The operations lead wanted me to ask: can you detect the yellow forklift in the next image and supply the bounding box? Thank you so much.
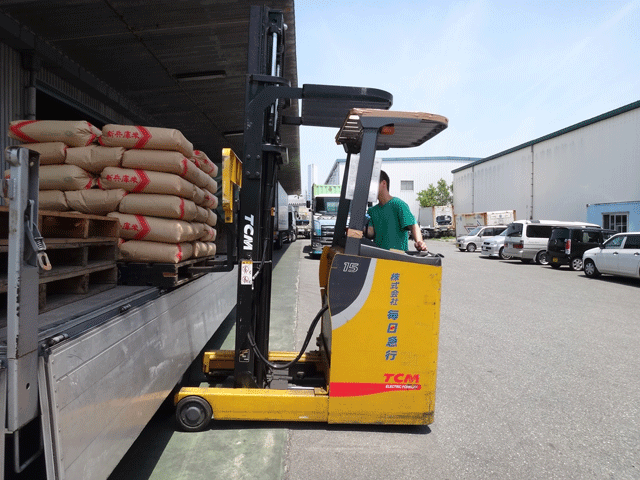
[174,6,448,430]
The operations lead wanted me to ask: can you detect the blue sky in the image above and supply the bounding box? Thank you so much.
[294,0,640,194]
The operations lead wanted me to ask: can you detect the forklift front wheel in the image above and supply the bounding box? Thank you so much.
[176,396,213,432]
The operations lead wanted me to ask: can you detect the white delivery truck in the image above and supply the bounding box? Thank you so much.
[274,182,296,249]
[418,205,455,237]
[310,184,342,256]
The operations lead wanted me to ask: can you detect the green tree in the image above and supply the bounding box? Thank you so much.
[417,178,453,207]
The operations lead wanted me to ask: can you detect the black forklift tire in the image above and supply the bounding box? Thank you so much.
[176,396,213,432]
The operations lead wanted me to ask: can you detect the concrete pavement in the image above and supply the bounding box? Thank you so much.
[110,238,640,479]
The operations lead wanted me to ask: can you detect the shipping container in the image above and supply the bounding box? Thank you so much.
[455,210,516,237]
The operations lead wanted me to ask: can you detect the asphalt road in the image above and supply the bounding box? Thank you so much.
[287,239,640,480]
[111,239,640,480]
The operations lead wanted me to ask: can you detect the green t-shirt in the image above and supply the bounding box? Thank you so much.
[367,197,416,251]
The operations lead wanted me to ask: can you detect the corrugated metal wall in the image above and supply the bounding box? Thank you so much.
[1,41,136,187]
[0,42,24,175]
[454,106,640,222]
[38,67,133,125]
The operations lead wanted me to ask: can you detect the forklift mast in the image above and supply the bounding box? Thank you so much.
[234,6,393,388]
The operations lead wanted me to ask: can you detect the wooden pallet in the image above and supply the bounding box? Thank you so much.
[0,207,119,312]
[118,256,218,289]
[0,207,119,244]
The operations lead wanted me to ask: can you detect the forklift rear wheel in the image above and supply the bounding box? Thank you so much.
[176,396,213,432]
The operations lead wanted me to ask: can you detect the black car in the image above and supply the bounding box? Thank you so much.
[547,227,616,270]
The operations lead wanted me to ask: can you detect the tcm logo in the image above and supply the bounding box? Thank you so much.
[384,373,420,384]
[243,214,254,250]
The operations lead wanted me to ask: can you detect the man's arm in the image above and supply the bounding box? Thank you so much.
[410,224,427,251]
[365,225,375,239]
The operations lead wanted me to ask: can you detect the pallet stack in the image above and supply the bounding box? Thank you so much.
[7,120,219,266]
[0,206,119,312]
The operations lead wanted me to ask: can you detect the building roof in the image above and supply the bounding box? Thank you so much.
[335,156,481,163]
[326,156,479,184]
[452,99,640,174]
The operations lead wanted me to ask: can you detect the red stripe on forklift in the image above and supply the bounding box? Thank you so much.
[330,382,421,397]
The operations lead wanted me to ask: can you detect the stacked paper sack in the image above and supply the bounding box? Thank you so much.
[7,120,219,264]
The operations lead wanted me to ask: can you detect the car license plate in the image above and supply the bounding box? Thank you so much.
[552,257,558,263]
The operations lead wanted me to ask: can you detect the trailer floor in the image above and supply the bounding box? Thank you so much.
[108,241,304,480]
[0,285,157,344]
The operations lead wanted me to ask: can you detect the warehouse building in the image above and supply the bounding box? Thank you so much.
[452,101,640,232]
[326,156,479,222]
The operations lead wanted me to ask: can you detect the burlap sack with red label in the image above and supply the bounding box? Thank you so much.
[192,186,204,206]
[190,222,205,241]
[21,142,67,165]
[99,167,195,199]
[121,150,210,188]
[205,209,217,227]
[9,120,100,147]
[119,240,193,264]
[194,206,209,223]
[65,146,125,174]
[118,194,198,221]
[108,212,200,243]
[200,224,217,242]
[201,188,217,209]
[38,165,94,191]
[191,150,219,177]
[100,124,194,157]
[192,241,209,258]
[65,189,127,215]
[39,190,69,211]
[204,177,218,196]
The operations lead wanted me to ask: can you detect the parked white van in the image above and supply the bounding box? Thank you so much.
[503,220,600,264]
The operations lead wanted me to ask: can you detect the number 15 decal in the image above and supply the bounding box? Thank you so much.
[343,262,359,273]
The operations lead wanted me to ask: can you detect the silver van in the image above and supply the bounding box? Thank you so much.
[456,225,508,252]
[503,220,600,264]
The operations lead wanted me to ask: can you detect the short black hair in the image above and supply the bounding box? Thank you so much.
[379,170,390,192]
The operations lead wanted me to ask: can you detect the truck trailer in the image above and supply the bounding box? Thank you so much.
[454,210,516,237]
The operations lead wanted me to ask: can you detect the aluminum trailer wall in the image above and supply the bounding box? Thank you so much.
[41,270,236,480]
[453,103,640,222]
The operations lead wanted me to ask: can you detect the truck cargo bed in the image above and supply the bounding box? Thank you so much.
[1,268,237,480]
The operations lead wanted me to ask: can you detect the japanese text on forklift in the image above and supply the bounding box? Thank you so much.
[175,5,448,430]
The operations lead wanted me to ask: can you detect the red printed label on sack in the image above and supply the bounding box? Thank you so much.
[105,170,149,192]
[104,126,151,149]
[10,120,39,143]
[176,243,183,262]
[179,198,185,219]
[133,215,150,240]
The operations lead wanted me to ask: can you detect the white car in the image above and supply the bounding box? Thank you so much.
[480,230,512,259]
[583,232,640,279]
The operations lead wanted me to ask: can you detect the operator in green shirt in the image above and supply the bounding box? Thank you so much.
[365,170,428,252]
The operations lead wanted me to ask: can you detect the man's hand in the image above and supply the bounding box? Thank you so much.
[410,224,428,252]
[414,239,428,252]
